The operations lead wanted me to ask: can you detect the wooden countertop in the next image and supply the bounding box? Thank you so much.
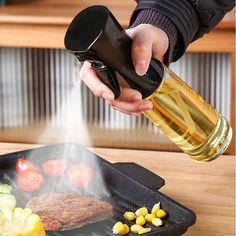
[0,142,235,236]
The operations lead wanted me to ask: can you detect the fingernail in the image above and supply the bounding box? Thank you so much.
[135,60,147,75]
[102,92,114,100]
[139,101,152,111]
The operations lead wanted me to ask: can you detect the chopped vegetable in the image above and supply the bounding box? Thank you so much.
[145,213,156,222]
[113,202,168,235]
[151,202,160,214]
[123,211,136,221]
[0,184,12,194]
[16,157,40,174]
[156,209,167,218]
[66,164,93,188]
[138,228,152,234]
[151,218,163,227]
[136,215,146,226]
[135,207,148,217]
[113,221,125,234]
[0,184,16,212]
[16,171,43,192]
[0,208,45,236]
[138,227,152,235]
[0,194,16,211]
[120,224,129,235]
[113,222,129,235]
[42,159,67,177]
[130,224,143,234]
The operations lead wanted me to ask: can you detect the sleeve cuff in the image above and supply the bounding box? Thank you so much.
[129,9,178,64]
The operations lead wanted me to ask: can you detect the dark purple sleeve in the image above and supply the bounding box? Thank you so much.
[130,0,235,63]
[129,8,178,64]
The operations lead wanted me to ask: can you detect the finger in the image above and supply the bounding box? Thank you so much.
[117,88,142,102]
[131,34,152,76]
[109,100,153,113]
[113,106,142,116]
[80,62,114,100]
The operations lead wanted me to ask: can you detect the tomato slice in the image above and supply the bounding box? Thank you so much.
[67,164,93,188]
[42,159,67,177]
[16,171,43,192]
[16,157,41,174]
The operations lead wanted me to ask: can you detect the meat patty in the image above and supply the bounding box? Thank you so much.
[26,193,113,231]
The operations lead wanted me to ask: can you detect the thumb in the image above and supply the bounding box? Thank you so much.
[131,36,152,76]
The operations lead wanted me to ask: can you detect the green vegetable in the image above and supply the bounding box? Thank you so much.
[0,183,12,194]
[0,193,16,211]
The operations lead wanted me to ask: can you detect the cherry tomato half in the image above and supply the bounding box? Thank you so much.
[16,171,43,192]
[16,157,40,174]
[42,159,67,177]
[66,164,93,188]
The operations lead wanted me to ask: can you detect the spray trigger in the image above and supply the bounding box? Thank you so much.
[91,61,120,99]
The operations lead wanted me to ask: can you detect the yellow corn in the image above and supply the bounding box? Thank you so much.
[135,207,148,217]
[113,222,129,235]
[151,217,163,227]
[123,211,136,221]
[13,208,23,220]
[138,227,152,234]
[156,209,167,218]
[113,221,125,234]
[136,215,146,226]
[0,208,45,236]
[120,224,129,235]
[151,202,160,214]
[130,224,143,234]
[145,213,156,222]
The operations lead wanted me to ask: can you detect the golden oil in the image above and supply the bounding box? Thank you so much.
[143,65,232,162]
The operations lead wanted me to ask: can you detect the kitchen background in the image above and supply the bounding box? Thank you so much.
[0,0,235,154]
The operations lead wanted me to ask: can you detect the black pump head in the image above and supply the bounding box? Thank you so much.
[64,5,163,99]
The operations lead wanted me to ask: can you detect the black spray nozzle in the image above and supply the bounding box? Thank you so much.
[64,5,164,99]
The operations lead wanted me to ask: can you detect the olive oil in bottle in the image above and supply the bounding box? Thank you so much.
[143,65,232,162]
[65,5,232,162]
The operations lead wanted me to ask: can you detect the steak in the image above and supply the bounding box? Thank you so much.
[26,193,113,231]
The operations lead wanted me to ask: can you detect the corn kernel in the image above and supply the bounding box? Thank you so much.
[123,211,136,221]
[2,209,13,222]
[119,224,129,235]
[136,215,146,226]
[135,207,148,217]
[14,208,23,220]
[156,209,167,218]
[113,221,125,234]
[130,224,143,234]
[27,214,41,224]
[20,208,32,222]
[151,202,160,214]
[145,213,156,222]
[151,218,163,227]
[0,212,5,225]
[138,227,152,234]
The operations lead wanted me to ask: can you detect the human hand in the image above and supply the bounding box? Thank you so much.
[80,24,169,115]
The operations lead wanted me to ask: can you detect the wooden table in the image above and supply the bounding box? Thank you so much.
[0,142,234,235]
[0,0,235,154]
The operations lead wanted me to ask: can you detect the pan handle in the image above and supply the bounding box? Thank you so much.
[112,162,165,191]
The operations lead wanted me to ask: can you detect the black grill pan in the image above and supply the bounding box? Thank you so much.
[0,143,196,236]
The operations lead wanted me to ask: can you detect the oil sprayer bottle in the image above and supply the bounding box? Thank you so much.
[64,5,232,162]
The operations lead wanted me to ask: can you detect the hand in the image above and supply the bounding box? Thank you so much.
[80,24,169,115]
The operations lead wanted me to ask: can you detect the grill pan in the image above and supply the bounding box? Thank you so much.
[0,144,196,235]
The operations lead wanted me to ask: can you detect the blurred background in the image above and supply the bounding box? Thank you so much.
[0,0,235,154]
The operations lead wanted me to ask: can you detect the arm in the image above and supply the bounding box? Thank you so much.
[80,1,235,115]
[130,0,235,62]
